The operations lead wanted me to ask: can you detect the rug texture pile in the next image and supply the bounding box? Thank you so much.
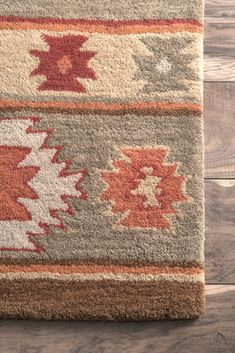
[0,0,204,320]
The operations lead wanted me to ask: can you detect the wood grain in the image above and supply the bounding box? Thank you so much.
[0,285,234,353]
[204,82,235,178]
[205,0,235,21]
[204,0,235,81]
[205,180,235,283]
[204,58,235,81]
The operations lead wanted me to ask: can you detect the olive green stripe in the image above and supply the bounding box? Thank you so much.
[0,0,203,21]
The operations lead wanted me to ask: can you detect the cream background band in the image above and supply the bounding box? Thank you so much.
[0,31,202,104]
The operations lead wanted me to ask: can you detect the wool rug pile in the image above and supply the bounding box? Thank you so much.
[0,0,204,320]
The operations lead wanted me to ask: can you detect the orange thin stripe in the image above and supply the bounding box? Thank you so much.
[0,264,204,275]
[0,22,202,34]
[0,100,202,113]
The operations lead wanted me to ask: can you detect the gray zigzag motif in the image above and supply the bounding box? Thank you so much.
[134,36,200,93]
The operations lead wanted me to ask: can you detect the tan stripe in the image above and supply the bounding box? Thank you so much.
[0,264,204,275]
[0,272,204,283]
[0,279,205,320]
[0,21,202,34]
[0,100,202,113]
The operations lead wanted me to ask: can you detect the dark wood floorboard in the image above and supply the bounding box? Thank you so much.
[204,82,235,178]
[205,180,235,283]
[205,0,235,20]
[0,286,234,353]
[204,0,235,81]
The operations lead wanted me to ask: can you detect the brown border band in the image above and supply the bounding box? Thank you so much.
[0,279,205,320]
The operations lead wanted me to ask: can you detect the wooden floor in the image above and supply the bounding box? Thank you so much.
[0,1,235,352]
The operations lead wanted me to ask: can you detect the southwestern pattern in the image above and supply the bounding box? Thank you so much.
[101,147,188,229]
[30,34,96,93]
[0,0,204,320]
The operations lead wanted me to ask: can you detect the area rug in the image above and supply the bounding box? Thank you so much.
[0,0,204,320]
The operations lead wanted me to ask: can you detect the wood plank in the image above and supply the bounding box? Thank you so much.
[204,0,235,81]
[205,0,235,20]
[205,180,235,283]
[204,82,235,178]
[0,285,234,353]
[204,21,235,57]
[204,57,235,81]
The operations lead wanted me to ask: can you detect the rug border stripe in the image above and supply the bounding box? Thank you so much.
[0,16,202,33]
[0,279,205,320]
[0,272,204,282]
[0,264,204,275]
[0,100,202,114]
